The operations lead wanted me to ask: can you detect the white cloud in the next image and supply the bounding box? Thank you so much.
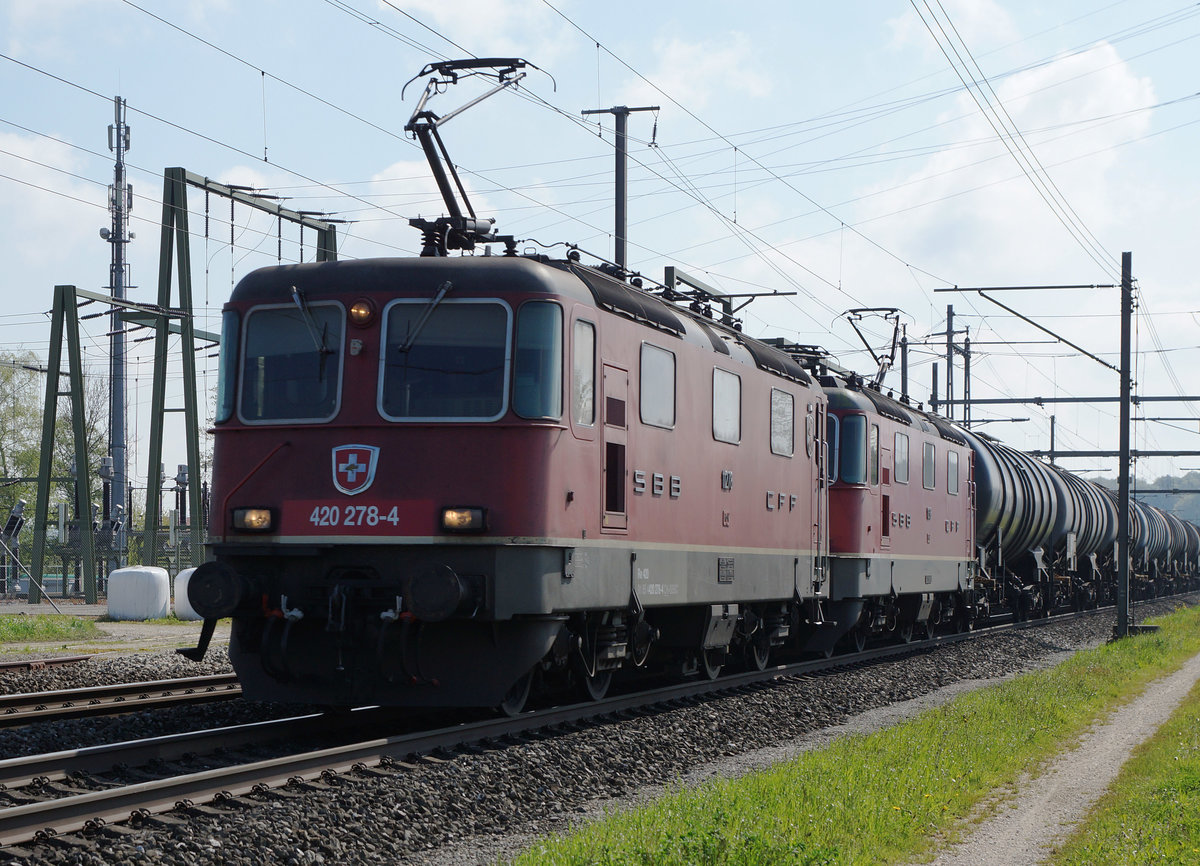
[888,0,1017,54]
[385,0,573,65]
[862,42,1154,283]
[617,33,771,113]
[0,131,107,282]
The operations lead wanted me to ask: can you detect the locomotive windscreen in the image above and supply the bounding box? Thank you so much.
[240,303,343,422]
[380,299,510,421]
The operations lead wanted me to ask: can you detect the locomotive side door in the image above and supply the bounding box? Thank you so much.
[601,363,629,532]
[810,400,829,595]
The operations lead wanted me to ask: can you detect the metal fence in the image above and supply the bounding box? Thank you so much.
[1,526,200,601]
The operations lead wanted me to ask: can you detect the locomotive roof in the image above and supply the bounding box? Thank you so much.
[230,254,814,386]
[826,380,968,445]
[229,255,597,305]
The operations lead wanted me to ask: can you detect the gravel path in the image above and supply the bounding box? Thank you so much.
[923,649,1200,866]
[0,600,1190,865]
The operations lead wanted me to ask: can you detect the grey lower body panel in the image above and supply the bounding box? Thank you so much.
[828,554,971,601]
[499,542,820,615]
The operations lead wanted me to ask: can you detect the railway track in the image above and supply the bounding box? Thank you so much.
[0,674,241,728]
[0,628,977,850]
[0,601,1180,853]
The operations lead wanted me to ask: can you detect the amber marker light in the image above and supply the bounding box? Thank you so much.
[348,298,376,327]
[232,507,274,532]
[441,506,487,533]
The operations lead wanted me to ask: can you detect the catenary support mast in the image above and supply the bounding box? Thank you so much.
[105,96,131,567]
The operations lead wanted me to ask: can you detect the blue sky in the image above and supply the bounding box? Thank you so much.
[2,0,1198,484]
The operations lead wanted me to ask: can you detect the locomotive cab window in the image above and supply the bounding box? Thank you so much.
[947,449,960,495]
[712,368,741,444]
[572,320,595,426]
[239,302,344,423]
[640,343,675,428]
[895,432,910,484]
[839,414,867,485]
[923,441,936,490]
[380,299,511,421]
[216,309,239,424]
[770,388,794,457]
[513,302,562,420]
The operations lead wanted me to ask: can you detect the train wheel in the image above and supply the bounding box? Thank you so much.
[701,648,724,680]
[497,669,534,717]
[747,635,771,672]
[898,621,914,643]
[572,659,613,702]
[852,626,867,653]
[921,620,936,641]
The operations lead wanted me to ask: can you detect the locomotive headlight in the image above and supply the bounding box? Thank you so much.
[232,507,274,532]
[441,506,486,533]
[348,298,376,327]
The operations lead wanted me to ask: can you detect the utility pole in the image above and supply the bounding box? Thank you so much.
[932,362,939,414]
[581,105,658,270]
[900,325,909,403]
[1117,252,1132,638]
[103,96,131,568]
[945,305,954,420]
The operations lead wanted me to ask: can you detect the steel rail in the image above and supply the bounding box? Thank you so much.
[0,656,91,673]
[0,630,987,847]
[0,674,240,727]
[1,597,1190,848]
[0,706,406,790]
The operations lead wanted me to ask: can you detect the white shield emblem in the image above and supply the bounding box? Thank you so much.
[332,444,380,496]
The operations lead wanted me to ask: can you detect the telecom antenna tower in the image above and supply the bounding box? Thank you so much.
[102,96,131,566]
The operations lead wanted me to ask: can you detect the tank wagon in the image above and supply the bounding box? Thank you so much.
[178,58,1199,711]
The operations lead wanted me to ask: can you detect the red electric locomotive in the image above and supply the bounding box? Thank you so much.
[185,250,835,710]
[819,378,976,649]
[181,58,1200,711]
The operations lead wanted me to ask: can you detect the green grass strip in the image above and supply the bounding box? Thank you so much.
[513,604,1200,866]
[0,614,102,644]
[1050,670,1200,865]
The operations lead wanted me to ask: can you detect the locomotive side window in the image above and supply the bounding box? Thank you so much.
[770,388,794,457]
[639,343,675,428]
[513,302,563,420]
[215,310,238,423]
[869,423,880,486]
[712,368,741,444]
[240,303,343,423]
[897,431,912,484]
[894,432,910,484]
[826,413,839,482]
[923,441,936,490]
[572,320,595,426]
[947,449,960,495]
[380,299,510,421]
[839,414,867,484]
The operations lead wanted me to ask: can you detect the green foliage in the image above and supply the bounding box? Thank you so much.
[0,614,102,643]
[1052,676,1200,865]
[512,605,1200,866]
[0,351,109,527]
[1095,470,1200,524]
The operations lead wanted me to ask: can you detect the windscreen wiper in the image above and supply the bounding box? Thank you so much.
[291,285,332,355]
[398,280,453,353]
